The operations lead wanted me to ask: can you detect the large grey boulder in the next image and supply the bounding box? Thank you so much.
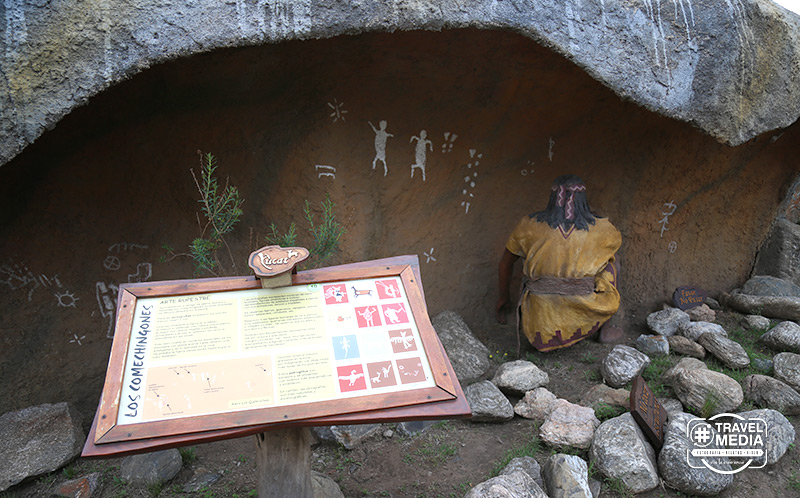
[760,321,800,352]
[743,374,800,415]
[658,413,734,496]
[753,218,800,287]
[465,470,547,498]
[466,380,514,422]
[3,0,800,169]
[773,352,800,392]
[492,360,549,397]
[0,402,85,492]
[539,400,600,450]
[724,293,800,321]
[669,369,743,415]
[742,275,800,298]
[696,332,750,369]
[120,449,183,485]
[601,345,650,388]
[679,321,728,342]
[736,409,796,465]
[589,413,659,494]
[499,456,544,491]
[312,471,346,498]
[635,334,669,356]
[432,311,491,385]
[663,357,708,385]
[514,387,558,421]
[646,308,689,337]
[744,314,772,330]
[667,335,706,359]
[542,454,592,498]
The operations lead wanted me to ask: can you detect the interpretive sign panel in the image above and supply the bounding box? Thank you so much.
[93,261,458,445]
[630,375,668,451]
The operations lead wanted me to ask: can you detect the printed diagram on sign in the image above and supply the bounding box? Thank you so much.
[367,361,397,388]
[337,365,366,392]
[382,303,408,324]
[389,329,417,353]
[410,130,433,181]
[369,120,393,177]
[328,98,347,122]
[461,149,481,214]
[375,279,400,299]
[323,284,348,304]
[351,286,373,299]
[355,305,382,328]
[397,357,426,384]
[332,335,359,360]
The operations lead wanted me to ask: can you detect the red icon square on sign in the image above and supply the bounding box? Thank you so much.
[381,303,408,325]
[337,365,367,392]
[323,284,348,305]
[396,357,425,384]
[375,279,402,300]
[355,306,382,328]
[366,361,397,388]
[388,329,417,353]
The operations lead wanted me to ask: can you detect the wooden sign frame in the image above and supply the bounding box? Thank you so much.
[91,257,460,448]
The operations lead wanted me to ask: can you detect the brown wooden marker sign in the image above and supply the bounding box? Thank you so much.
[630,375,668,451]
[672,286,706,310]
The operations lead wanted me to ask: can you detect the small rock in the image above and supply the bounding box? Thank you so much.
[663,357,708,385]
[752,357,774,373]
[589,413,659,493]
[679,321,728,342]
[601,345,651,388]
[312,470,345,498]
[635,334,669,356]
[431,311,491,384]
[760,321,800,353]
[329,424,382,449]
[667,335,706,359]
[658,413,734,495]
[744,314,771,330]
[705,297,721,310]
[55,473,102,498]
[773,352,800,392]
[736,409,796,464]
[465,470,547,498]
[647,308,690,336]
[514,387,557,421]
[396,420,436,437]
[499,456,544,490]
[492,360,549,396]
[669,369,743,415]
[686,304,716,322]
[382,429,394,438]
[743,374,800,415]
[120,449,183,485]
[466,380,514,422]
[182,467,222,493]
[540,399,600,450]
[579,384,630,409]
[696,332,750,369]
[542,454,592,498]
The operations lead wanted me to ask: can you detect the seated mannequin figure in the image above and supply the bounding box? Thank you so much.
[496,174,622,352]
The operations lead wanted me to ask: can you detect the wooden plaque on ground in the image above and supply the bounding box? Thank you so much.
[85,255,467,454]
[629,375,668,451]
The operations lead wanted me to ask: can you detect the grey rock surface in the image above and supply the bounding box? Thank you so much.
[466,380,514,422]
[679,321,728,342]
[3,0,800,169]
[539,399,600,450]
[514,387,558,421]
[663,357,708,385]
[54,472,102,498]
[696,332,750,369]
[686,304,716,322]
[753,218,800,286]
[635,334,669,356]
[744,314,772,330]
[183,467,223,493]
[312,470,346,498]
[579,384,630,410]
[725,293,800,321]
[646,308,690,336]
[492,360,549,397]
[658,413,734,496]
[752,357,775,373]
[743,374,800,415]
[500,456,544,491]
[465,470,547,498]
[589,413,659,493]
[329,424,382,450]
[658,398,684,418]
[396,420,437,437]
[667,335,706,359]
[773,351,800,391]
[736,409,796,465]
[601,345,650,388]
[0,402,85,492]
[432,311,491,385]
[120,449,182,485]
[742,275,800,297]
[760,321,800,352]
[669,369,743,415]
[542,454,592,498]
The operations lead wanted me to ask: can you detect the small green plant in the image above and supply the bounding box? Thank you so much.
[700,390,720,419]
[594,402,626,421]
[236,454,247,464]
[179,446,197,465]
[489,433,541,477]
[787,470,800,491]
[580,351,598,364]
[603,476,634,498]
[146,480,164,498]
[62,465,78,479]
[265,194,345,268]
[641,354,676,398]
[583,369,601,382]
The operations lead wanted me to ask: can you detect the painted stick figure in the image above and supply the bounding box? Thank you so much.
[410,130,432,181]
[358,306,377,327]
[369,120,393,176]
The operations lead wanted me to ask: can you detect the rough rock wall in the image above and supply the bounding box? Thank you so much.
[0,29,797,421]
[2,0,800,169]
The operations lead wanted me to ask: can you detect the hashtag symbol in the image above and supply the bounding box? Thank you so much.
[693,425,711,444]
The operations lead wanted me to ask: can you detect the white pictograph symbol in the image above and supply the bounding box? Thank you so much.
[441,132,457,153]
[358,307,377,327]
[461,149,481,214]
[423,248,436,263]
[315,165,336,179]
[383,305,403,324]
[55,290,79,308]
[339,369,364,386]
[103,256,121,271]
[382,365,392,378]
[410,130,433,181]
[325,285,345,302]
[521,160,534,176]
[659,201,677,238]
[369,121,393,176]
[128,263,152,283]
[328,98,347,122]
[340,336,350,357]
[668,241,677,253]
[390,330,415,349]
[376,280,399,298]
[69,333,86,346]
[548,137,555,161]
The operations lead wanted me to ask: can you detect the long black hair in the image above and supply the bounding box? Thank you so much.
[530,174,601,231]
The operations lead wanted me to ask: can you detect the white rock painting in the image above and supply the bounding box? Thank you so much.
[328,98,347,122]
[369,120,393,176]
[461,149,481,214]
[410,130,433,181]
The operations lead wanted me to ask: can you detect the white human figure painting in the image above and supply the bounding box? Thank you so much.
[410,130,433,181]
[369,120,393,176]
[358,306,377,327]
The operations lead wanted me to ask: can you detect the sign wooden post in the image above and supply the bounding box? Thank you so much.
[247,245,314,498]
[629,376,668,451]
